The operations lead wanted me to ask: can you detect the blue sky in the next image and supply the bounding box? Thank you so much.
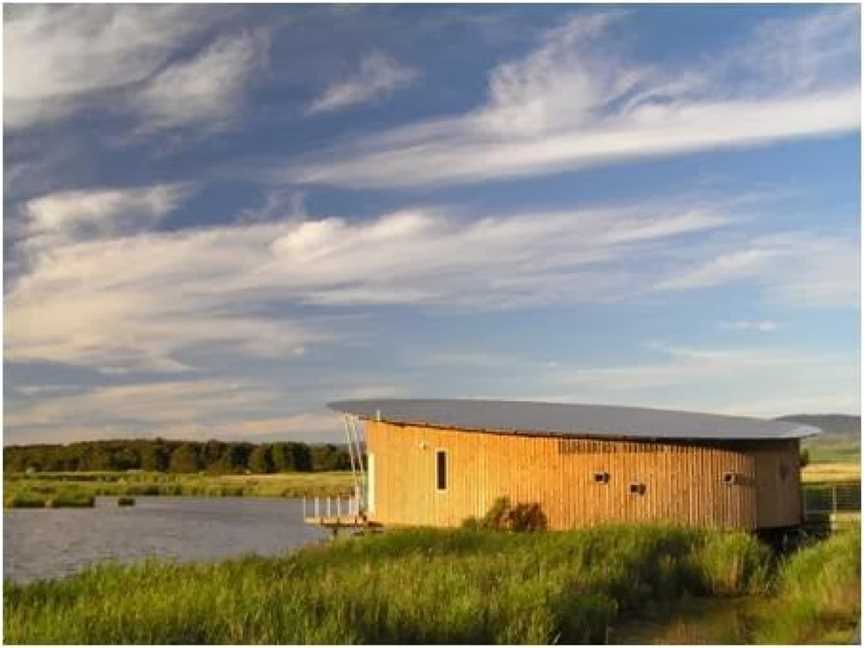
[4,4,860,445]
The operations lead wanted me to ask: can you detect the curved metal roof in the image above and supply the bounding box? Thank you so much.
[327,398,821,441]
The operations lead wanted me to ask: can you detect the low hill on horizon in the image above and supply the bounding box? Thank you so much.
[778,413,860,463]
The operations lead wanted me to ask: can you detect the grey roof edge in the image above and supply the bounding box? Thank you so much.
[327,398,823,441]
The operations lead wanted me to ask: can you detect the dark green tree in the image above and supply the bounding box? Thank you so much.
[201,440,225,469]
[112,448,140,471]
[141,444,170,472]
[291,443,313,471]
[85,447,113,471]
[248,444,273,474]
[169,444,201,473]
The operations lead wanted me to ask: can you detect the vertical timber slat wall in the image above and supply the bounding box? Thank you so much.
[366,421,803,531]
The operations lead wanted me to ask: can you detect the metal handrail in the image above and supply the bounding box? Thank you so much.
[301,494,363,519]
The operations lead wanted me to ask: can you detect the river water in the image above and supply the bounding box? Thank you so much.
[4,496,328,583]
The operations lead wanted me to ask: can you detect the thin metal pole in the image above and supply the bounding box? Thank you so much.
[302,497,307,519]
[350,415,365,478]
[344,415,361,489]
[348,416,367,512]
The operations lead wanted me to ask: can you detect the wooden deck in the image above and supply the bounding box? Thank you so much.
[304,514,383,536]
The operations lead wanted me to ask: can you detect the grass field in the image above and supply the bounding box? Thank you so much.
[4,471,354,508]
[4,524,858,644]
[803,437,860,465]
[801,462,860,484]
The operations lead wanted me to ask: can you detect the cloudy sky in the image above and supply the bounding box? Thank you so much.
[4,4,860,445]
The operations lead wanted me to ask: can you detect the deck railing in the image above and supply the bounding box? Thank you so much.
[803,481,861,515]
[302,494,364,520]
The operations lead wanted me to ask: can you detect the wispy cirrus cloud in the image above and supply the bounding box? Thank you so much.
[18,183,193,244]
[4,379,345,444]
[134,31,269,131]
[8,182,854,383]
[720,320,778,333]
[6,189,733,374]
[306,52,418,115]
[529,342,859,417]
[279,7,859,189]
[3,4,265,132]
[654,230,859,306]
[4,5,203,128]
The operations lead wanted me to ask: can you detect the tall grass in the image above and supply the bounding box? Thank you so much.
[4,492,47,509]
[753,527,860,643]
[4,525,772,644]
[4,490,94,509]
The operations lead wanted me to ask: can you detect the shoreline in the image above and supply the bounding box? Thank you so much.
[4,470,355,508]
[5,525,859,644]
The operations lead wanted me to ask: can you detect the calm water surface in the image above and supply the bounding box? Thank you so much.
[4,497,328,583]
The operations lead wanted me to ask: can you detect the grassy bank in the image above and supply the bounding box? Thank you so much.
[4,471,354,508]
[0,524,790,644]
[612,529,861,644]
[753,528,860,643]
[5,491,95,509]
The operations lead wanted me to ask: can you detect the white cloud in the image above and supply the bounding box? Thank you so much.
[393,340,858,418]
[7,185,331,373]
[5,380,270,428]
[10,183,856,380]
[4,379,346,444]
[740,5,860,93]
[6,192,734,374]
[531,342,859,418]
[307,52,418,115]
[21,184,193,243]
[720,320,778,333]
[654,231,859,306]
[3,5,214,128]
[7,183,856,382]
[134,31,269,131]
[3,5,263,132]
[237,189,308,223]
[279,9,859,189]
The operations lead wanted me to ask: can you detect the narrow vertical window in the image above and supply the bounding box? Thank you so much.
[436,450,447,491]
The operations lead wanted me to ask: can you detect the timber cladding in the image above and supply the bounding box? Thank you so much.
[365,421,802,531]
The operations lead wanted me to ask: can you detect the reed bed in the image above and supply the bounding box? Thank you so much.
[753,528,861,643]
[5,525,774,644]
[4,471,353,507]
[5,490,94,509]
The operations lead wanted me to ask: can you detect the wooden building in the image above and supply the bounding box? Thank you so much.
[328,399,821,531]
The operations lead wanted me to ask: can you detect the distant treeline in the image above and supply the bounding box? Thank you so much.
[3,439,353,474]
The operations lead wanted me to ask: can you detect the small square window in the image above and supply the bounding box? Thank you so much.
[593,471,609,484]
[629,482,646,496]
